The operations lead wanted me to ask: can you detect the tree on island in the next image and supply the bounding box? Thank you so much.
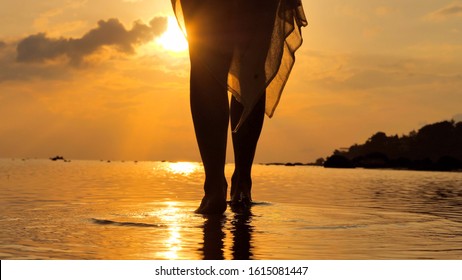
[324,120,462,171]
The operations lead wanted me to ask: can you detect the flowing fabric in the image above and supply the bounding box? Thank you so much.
[171,0,307,130]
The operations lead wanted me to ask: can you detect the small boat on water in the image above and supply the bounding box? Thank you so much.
[50,156,70,162]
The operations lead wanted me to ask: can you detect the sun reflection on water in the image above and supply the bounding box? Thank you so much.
[166,162,200,176]
[162,225,182,259]
[154,201,184,259]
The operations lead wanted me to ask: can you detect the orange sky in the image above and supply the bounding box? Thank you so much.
[1,0,462,162]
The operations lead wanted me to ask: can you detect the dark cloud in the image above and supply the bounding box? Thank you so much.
[16,17,167,65]
[436,5,462,16]
[431,4,462,19]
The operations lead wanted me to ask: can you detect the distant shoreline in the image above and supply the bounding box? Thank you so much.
[262,161,462,172]
[5,157,461,172]
[323,120,462,172]
[261,162,322,167]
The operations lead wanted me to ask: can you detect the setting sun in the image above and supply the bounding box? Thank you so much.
[157,16,188,52]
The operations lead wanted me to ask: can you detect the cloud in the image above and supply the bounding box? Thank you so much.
[428,3,462,21]
[294,51,462,94]
[16,17,167,66]
[435,4,462,16]
[0,51,71,82]
[32,1,89,36]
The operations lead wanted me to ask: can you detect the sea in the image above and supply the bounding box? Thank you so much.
[0,158,461,260]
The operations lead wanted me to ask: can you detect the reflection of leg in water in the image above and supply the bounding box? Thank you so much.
[201,215,226,260]
[201,211,253,260]
[231,209,254,260]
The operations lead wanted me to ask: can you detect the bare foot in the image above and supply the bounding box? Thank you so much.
[195,180,228,215]
[230,173,252,208]
[195,194,227,215]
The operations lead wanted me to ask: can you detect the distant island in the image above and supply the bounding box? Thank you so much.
[50,155,70,162]
[324,120,462,171]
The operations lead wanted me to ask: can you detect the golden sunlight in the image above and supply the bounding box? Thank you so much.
[157,16,188,52]
[167,162,199,175]
[155,202,182,259]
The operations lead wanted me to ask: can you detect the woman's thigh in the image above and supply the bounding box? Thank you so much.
[181,0,235,53]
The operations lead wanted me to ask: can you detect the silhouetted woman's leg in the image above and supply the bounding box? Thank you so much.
[230,95,265,206]
[189,55,231,214]
[229,0,278,207]
[182,0,234,214]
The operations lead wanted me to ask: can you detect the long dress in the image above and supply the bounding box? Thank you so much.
[171,0,307,131]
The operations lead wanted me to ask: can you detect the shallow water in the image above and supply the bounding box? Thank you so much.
[0,159,461,259]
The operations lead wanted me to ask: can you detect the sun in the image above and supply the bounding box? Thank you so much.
[157,16,188,52]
